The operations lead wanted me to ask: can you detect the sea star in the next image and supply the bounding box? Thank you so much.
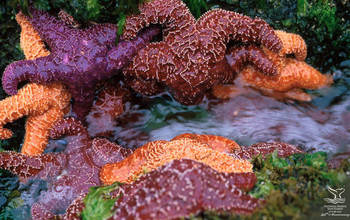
[121,0,282,105]
[234,142,304,159]
[35,159,259,220]
[213,30,333,101]
[2,8,160,120]
[0,83,71,155]
[100,136,253,185]
[0,117,132,218]
[86,80,131,137]
[0,13,71,155]
[171,133,240,153]
[109,159,262,219]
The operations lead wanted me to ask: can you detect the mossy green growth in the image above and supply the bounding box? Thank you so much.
[209,0,350,72]
[183,0,208,18]
[82,182,121,220]
[190,151,350,219]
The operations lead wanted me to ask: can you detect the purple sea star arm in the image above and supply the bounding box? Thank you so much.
[28,8,74,52]
[2,55,57,95]
[87,23,118,46]
[0,151,66,181]
[106,26,161,71]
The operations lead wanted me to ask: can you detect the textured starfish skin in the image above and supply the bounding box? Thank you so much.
[2,8,160,120]
[0,117,132,218]
[0,13,71,155]
[121,0,282,105]
[100,137,253,185]
[234,142,304,160]
[16,12,51,60]
[171,133,240,153]
[109,159,262,219]
[86,81,130,137]
[214,30,332,101]
[0,83,71,155]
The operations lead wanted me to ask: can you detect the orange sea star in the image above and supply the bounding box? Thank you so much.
[214,30,333,101]
[171,133,240,153]
[0,13,71,155]
[100,137,252,185]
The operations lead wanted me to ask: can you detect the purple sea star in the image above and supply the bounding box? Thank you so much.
[0,117,132,218]
[2,8,160,120]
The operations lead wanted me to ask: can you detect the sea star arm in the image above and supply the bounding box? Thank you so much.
[100,138,252,185]
[107,26,161,71]
[275,30,307,60]
[49,117,90,141]
[197,10,282,53]
[171,133,240,153]
[27,8,73,52]
[234,142,304,159]
[122,0,195,40]
[0,151,65,181]
[22,108,66,155]
[226,45,278,76]
[16,12,50,60]
[0,83,70,155]
[241,59,333,92]
[2,55,58,95]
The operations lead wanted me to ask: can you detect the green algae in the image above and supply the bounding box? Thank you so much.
[82,182,121,220]
[191,151,350,220]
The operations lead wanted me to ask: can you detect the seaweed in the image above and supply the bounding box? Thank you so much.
[191,151,350,219]
[82,183,121,220]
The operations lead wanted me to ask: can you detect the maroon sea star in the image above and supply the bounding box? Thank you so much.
[0,117,132,218]
[121,0,282,105]
[2,8,160,120]
[49,159,260,220]
[109,159,262,219]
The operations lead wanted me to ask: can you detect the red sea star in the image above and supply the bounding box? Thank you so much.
[121,0,282,105]
[2,8,160,120]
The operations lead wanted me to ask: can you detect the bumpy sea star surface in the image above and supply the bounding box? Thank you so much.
[0,83,71,155]
[0,13,71,155]
[2,8,160,120]
[171,133,240,153]
[234,142,304,159]
[214,30,332,101]
[86,80,131,137]
[0,117,132,218]
[109,159,262,219]
[121,0,282,105]
[100,137,252,185]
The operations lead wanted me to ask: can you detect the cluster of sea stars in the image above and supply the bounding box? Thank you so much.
[0,119,305,219]
[213,30,333,101]
[121,0,283,105]
[0,0,336,219]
